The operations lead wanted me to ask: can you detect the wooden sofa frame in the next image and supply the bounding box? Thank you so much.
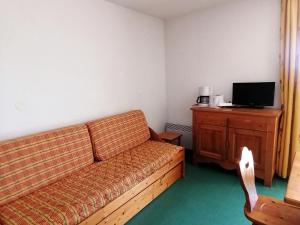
[79,128,185,225]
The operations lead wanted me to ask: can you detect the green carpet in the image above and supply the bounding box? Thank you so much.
[127,152,287,225]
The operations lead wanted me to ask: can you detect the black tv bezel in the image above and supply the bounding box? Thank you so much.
[232,82,275,108]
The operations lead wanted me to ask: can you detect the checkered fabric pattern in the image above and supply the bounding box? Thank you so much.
[87,110,150,161]
[0,141,183,225]
[0,124,94,206]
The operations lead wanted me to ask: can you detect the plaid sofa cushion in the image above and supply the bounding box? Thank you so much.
[0,141,183,225]
[87,110,150,161]
[0,124,94,206]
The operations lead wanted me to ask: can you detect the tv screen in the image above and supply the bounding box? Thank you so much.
[232,82,275,107]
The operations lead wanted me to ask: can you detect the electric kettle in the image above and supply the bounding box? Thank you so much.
[210,95,224,107]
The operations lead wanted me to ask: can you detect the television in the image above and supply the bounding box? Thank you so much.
[232,82,275,107]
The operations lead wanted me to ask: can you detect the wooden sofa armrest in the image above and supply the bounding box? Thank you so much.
[149,127,165,142]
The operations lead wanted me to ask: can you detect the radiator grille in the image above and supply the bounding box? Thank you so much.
[165,123,192,149]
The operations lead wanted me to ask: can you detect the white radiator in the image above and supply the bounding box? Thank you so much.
[165,123,192,150]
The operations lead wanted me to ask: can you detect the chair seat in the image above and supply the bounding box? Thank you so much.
[245,195,300,225]
[0,141,182,225]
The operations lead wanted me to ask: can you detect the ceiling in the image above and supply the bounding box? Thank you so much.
[107,0,233,19]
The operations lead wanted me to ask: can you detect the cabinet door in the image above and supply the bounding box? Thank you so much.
[195,124,227,160]
[228,128,266,170]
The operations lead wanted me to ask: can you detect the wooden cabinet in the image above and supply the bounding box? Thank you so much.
[228,128,266,170]
[191,107,281,186]
[197,124,227,160]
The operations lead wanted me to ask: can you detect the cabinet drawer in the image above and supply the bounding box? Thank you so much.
[228,117,267,131]
[194,112,226,127]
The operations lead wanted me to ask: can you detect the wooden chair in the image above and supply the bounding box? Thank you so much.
[238,147,300,225]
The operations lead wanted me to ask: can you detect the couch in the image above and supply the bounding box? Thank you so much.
[0,110,185,225]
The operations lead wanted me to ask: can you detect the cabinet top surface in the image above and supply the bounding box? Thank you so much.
[191,106,282,117]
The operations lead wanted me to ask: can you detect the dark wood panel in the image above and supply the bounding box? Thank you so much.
[196,124,226,160]
[228,117,267,131]
[194,112,226,127]
[229,128,266,170]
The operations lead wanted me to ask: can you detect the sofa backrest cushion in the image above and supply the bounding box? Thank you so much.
[0,124,94,206]
[87,110,150,161]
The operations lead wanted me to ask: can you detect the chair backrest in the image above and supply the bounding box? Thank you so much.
[238,146,258,211]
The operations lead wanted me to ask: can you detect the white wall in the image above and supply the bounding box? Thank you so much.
[0,0,167,140]
[165,0,280,126]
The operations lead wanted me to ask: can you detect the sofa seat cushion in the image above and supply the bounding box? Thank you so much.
[87,110,150,161]
[0,141,182,225]
[0,124,94,206]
